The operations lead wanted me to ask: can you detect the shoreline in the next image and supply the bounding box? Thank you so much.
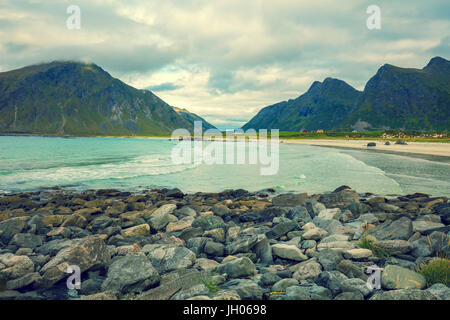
[0,186,448,301]
[283,139,450,158]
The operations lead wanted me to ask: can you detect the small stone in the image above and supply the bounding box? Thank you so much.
[293,260,322,280]
[121,224,150,238]
[302,228,328,240]
[271,244,308,261]
[343,248,372,260]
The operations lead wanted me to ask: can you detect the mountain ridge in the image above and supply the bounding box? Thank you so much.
[243,56,449,132]
[0,61,216,136]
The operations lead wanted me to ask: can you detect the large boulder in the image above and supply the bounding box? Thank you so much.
[381,265,426,290]
[0,253,34,280]
[314,271,348,296]
[142,244,196,274]
[412,220,445,234]
[372,217,413,240]
[221,279,264,299]
[216,257,256,278]
[39,236,110,288]
[0,217,28,244]
[101,254,160,293]
[148,204,177,231]
[375,240,412,255]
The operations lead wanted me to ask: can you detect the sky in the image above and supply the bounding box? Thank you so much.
[0,1,449,129]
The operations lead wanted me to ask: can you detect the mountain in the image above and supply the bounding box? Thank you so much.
[172,107,216,130]
[0,61,215,136]
[242,78,361,131]
[242,57,450,132]
[341,56,450,131]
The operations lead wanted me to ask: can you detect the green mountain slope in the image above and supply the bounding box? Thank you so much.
[242,78,361,131]
[342,56,450,131]
[0,61,213,136]
[242,56,449,132]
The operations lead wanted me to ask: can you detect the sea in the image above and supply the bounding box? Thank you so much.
[0,136,449,197]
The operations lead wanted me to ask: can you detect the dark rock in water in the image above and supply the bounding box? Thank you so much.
[219,189,248,199]
[95,189,121,197]
[367,142,376,147]
[395,139,408,145]
[333,186,352,193]
[165,188,184,198]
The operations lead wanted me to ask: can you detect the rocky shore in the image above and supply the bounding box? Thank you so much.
[0,186,449,300]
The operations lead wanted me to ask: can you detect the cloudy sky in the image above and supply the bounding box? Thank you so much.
[0,0,449,129]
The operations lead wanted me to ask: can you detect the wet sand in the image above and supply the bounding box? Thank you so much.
[283,139,450,158]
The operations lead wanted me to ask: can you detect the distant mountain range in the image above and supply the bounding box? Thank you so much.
[243,56,450,132]
[0,61,215,136]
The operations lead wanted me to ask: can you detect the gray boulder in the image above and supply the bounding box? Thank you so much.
[102,254,160,293]
[221,279,263,299]
[143,244,196,274]
[216,257,256,278]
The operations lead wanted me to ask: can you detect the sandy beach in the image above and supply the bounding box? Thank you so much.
[283,139,450,158]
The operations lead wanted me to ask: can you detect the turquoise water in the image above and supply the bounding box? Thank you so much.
[0,136,449,197]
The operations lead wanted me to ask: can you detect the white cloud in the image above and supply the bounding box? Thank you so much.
[0,0,449,128]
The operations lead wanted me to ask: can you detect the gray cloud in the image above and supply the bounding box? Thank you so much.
[0,0,449,128]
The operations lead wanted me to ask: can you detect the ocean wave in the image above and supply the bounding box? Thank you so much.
[0,153,201,187]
